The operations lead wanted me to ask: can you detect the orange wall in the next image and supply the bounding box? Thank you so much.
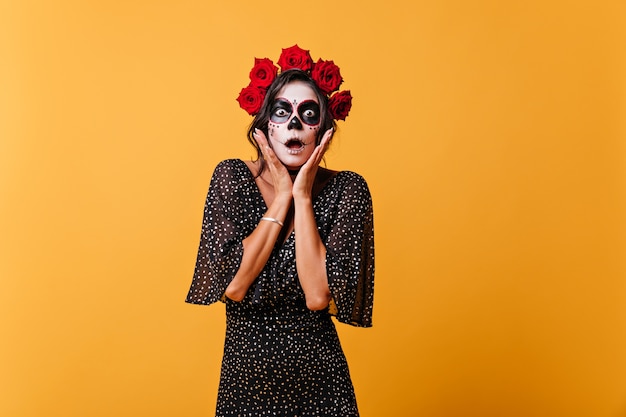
[1,1,625,416]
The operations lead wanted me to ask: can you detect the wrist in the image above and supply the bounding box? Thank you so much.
[275,191,293,203]
[293,194,313,205]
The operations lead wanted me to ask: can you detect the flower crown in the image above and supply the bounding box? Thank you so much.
[236,45,353,121]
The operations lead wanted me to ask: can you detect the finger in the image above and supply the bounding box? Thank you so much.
[312,132,332,164]
[315,128,333,156]
[321,127,334,143]
[253,128,270,153]
[254,129,292,187]
[300,146,324,175]
[253,128,269,145]
[254,129,280,165]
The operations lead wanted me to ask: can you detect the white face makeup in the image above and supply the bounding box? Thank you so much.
[267,81,320,170]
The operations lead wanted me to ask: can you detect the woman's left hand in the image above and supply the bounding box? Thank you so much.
[292,128,333,200]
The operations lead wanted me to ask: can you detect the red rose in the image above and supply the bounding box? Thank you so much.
[277,44,313,72]
[311,59,343,95]
[328,90,352,121]
[236,84,266,116]
[249,58,278,88]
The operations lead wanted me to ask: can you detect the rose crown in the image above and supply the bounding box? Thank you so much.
[236,45,352,121]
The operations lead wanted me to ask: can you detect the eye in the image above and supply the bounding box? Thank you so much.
[303,109,317,118]
[274,108,289,117]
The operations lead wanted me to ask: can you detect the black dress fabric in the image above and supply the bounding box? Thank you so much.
[186,159,374,417]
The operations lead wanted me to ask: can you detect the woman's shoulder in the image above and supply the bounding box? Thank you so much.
[214,158,245,170]
[215,158,258,174]
[325,169,372,200]
[332,169,370,188]
[207,159,253,189]
[211,158,251,177]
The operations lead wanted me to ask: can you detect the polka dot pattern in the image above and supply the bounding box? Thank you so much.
[186,159,375,416]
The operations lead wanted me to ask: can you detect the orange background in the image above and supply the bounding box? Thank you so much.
[1,1,625,416]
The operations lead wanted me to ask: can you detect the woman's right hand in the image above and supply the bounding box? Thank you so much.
[225,129,293,302]
[253,128,293,198]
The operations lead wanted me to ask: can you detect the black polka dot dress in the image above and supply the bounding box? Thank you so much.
[186,159,375,417]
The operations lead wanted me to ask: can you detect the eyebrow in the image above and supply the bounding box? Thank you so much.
[274,97,319,106]
[272,99,292,108]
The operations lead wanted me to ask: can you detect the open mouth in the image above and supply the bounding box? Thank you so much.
[284,138,305,154]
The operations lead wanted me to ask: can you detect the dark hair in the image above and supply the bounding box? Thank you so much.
[246,69,337,177]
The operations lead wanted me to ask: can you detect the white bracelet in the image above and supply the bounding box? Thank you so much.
[260,217,284,227]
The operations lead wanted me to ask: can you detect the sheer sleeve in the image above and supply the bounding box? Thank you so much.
[185,160,246,305]
[324,172,375,327]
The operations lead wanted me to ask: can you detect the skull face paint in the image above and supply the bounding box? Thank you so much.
[270,99,321,126]
[267,81,321,170]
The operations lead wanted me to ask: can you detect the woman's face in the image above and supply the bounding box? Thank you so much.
[267,81,320,170]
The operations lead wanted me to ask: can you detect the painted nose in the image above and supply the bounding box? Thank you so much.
[288,116,303,130]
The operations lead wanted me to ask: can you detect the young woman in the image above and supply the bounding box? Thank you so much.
[186,45,374,417]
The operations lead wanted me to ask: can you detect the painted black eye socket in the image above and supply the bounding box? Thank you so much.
[270,100,293,123]
[298,101,320,125]
[270,98,320,125]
